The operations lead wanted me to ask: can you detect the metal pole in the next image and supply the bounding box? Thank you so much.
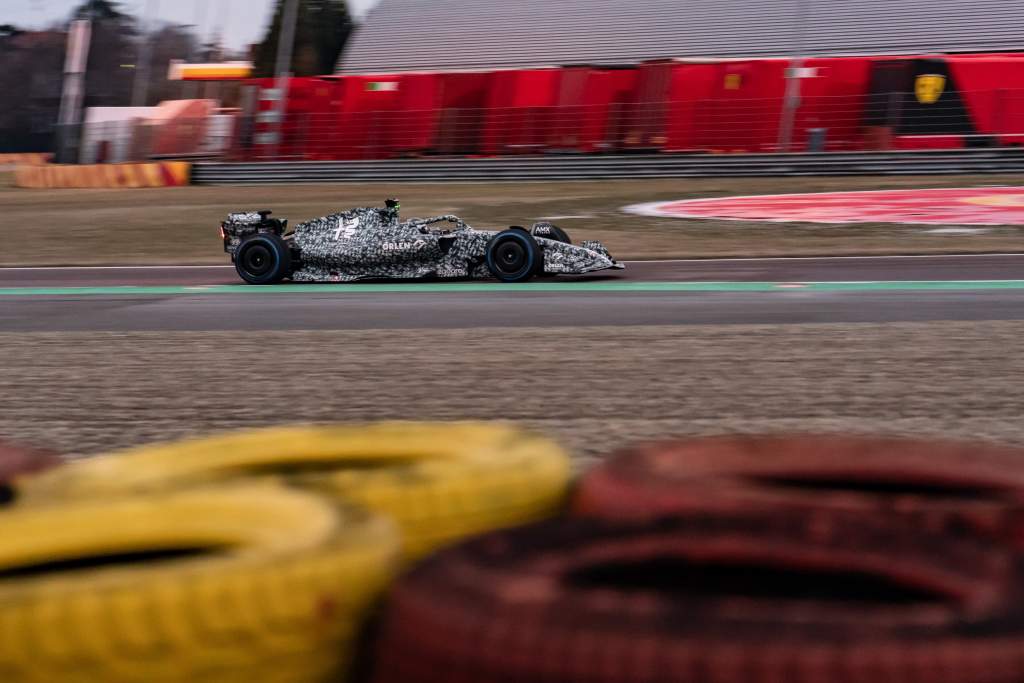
[777,0,810,152]
[131,0,159,107]
[271,0,301,158]
[56,19,93,162]
[184,0,209,99]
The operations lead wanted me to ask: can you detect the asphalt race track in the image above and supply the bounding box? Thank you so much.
[1,254,1022,332]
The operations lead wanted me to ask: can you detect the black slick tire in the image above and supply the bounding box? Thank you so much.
[485,229,542,283]
[235,233,291,285]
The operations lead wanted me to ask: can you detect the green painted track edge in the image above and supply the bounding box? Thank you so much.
[1,280,1024,296]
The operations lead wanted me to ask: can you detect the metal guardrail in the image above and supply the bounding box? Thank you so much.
[193,149,1024,184]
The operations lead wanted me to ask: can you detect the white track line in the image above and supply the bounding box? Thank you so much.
[0,265,232,271]
[3,253,1024,271]
[631,253,1024,263]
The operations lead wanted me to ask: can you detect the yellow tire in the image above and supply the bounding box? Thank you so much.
[0,484,398,682]
[18,422,572,560]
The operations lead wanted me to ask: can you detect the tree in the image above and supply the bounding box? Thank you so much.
[0,29,66,151]
[72,0,130,23]
[67,0,138,107]
[0,24,25,40]
[252,0,354,77]
[145,24,200,105]
[0,1,210,152]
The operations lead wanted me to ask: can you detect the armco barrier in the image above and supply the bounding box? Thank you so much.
[15,161,191,189]
[193,149,1024,184]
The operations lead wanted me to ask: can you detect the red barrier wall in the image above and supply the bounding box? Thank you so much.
[389,74,442,155]
[795,57,874,151]
[246,77,332,159]
[948,55,1024,144]
[435,72,492,155]
[482,69,561,155]
[305,79,345,160]
[550,67,638,152]
[238,52,1024,160]
[696,60,789,152]
[334,74,403,159]
[623,61,676,150]
[663,62,721,151]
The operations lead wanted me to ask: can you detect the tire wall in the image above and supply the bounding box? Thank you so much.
[12,429,1024,682]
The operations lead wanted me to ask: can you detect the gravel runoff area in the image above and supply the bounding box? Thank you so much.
[2,174,1024,265]
[2,322,1021,466]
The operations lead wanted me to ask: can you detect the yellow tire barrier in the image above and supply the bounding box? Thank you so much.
[19,422,573,561]
[14,161,191,189]
[0,153,50,167]
[0,485,399,683]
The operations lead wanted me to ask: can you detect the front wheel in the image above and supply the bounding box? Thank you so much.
[531,222,572,244]
[486,230,542,283]
[235,233,291,285]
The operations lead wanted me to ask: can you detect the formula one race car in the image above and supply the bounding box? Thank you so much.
[220,199,623,284]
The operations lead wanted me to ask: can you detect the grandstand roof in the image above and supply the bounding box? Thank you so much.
[336,0,1024,74]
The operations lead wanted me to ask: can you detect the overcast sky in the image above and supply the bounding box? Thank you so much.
[2,0,382,49]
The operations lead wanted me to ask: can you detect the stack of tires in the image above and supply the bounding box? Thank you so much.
[10,429,1024,682]
[368,434,1024,683]
[0,440,56,505]
[1,423,574,682]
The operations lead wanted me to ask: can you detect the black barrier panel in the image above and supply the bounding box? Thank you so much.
[865,58,975,137]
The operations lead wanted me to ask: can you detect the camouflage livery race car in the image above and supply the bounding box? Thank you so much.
[220,199,623,284]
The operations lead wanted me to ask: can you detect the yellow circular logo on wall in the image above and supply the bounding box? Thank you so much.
[915,74,946,104]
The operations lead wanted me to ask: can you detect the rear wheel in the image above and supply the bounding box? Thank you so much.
[235,233,291,285]
[486,230,542,283]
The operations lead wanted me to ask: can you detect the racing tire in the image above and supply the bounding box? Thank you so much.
[18,422,572,562]
[574,434,1024,546]
[0,484,399,683]
[235,233,291,285]
[532,222,572,244]
[369,510,1024,683]
[0,441,58,506]
[486,230,542,282]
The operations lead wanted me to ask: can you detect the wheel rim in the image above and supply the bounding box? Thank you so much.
[495,240,527,275]
[241,243,274,278]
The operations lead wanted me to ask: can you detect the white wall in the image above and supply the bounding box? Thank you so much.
[79,107,157,164]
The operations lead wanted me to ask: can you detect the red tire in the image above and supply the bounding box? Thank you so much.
[575,434,1024,546]
[0,441,57,505]
[370,510,1024,683]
